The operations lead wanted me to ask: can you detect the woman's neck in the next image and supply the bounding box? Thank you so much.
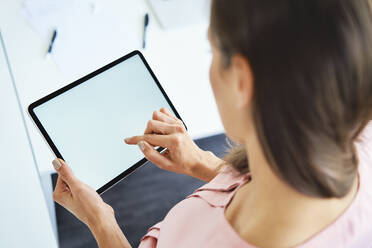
[225,130,359,248]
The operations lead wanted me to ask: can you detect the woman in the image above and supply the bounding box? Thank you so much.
[51,0,372,247]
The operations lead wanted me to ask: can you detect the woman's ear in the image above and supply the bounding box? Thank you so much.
[231,54,254,109]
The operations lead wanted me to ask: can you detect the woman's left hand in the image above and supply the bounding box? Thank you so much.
[52,158,115,228]
[52,159,131,248]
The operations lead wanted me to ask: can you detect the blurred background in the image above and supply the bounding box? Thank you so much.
[0,0,228,247]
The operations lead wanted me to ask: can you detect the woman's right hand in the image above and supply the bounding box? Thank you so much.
[124,107,224,182]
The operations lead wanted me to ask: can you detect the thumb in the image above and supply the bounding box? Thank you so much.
[52,158,79,187]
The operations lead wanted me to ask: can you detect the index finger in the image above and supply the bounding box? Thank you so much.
[125,133,174,148]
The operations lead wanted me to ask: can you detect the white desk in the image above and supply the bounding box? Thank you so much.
[0,0,223,246]
[0,32,57,248]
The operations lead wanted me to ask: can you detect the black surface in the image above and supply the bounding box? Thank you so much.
[29,50,186,194]
[52,133,230,248]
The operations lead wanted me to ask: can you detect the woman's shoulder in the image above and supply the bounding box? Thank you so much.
[195,165,251,193]
[183,165,251,208]
[299,123,372,247]
[139,166,251,248]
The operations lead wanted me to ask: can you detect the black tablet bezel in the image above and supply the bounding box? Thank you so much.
[28,50,187,194]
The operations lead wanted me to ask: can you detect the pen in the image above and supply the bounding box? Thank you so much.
[143,13,149,49]
[47,29,58,54]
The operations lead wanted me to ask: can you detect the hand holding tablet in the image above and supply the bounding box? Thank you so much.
[29,51,186,194]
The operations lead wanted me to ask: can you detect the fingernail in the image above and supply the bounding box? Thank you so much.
[124,137,130,142]
[138,141,145,152]
[52,159,62,171]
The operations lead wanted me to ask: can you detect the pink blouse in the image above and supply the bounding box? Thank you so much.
[139,122,372,248]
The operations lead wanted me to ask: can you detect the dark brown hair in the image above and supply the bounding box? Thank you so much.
[211,0,372,198]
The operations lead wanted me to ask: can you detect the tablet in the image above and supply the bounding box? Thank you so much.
[28,50,186,194]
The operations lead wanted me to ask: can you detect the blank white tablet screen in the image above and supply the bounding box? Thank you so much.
[33,54,176,191]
